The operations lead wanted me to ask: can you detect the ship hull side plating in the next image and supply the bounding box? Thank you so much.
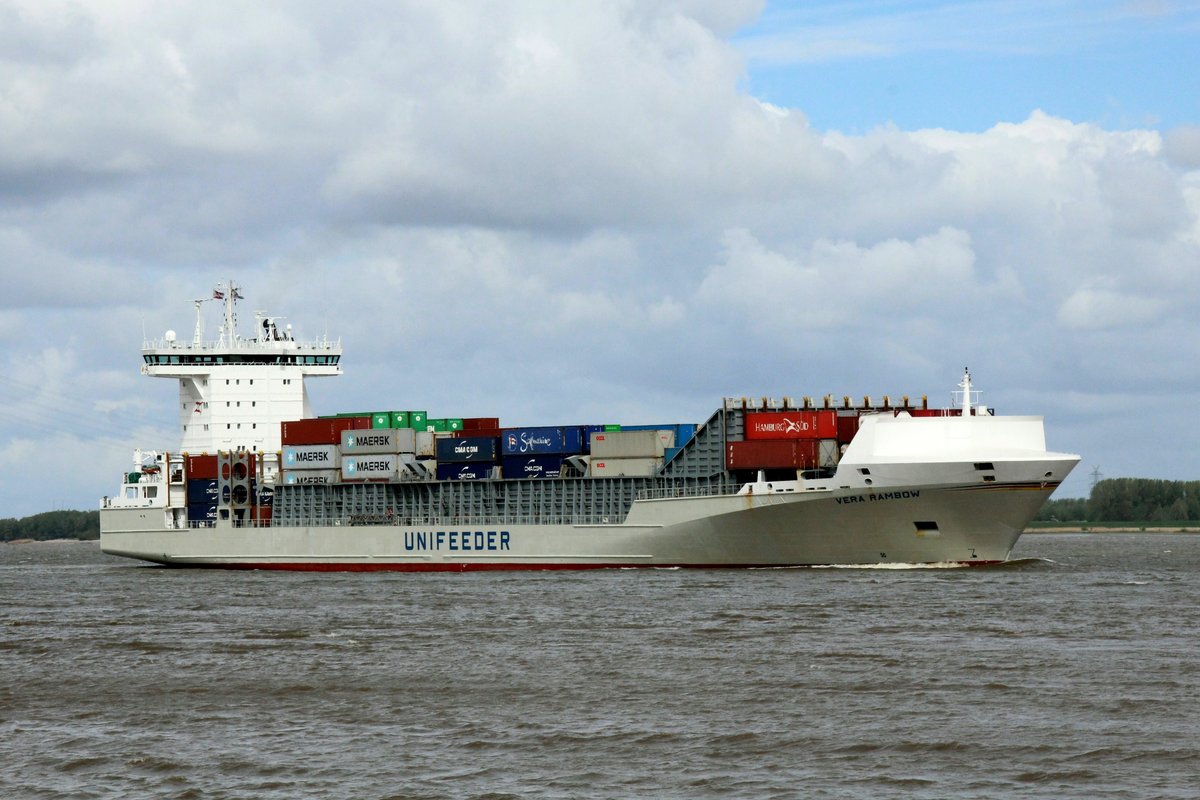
[100,479,1056,570]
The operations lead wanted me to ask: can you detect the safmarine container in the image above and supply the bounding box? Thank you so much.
[282,444,339,470]
[436,462,494,481]
[436,436,500,463]
[502,427,584,456]
[590,430,670,458]
[341,454,398,481]
[744,410,837,440]
[588,457,662,477]
[502,455,564,479]
[340,428,409,454]
[281,469,340,485]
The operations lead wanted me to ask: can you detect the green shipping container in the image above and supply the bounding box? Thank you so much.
[604,424,622,432]
[409,411,428,429]
[447,418,464,432]
[390,411,410,428]
[428,418,449,432]
[372,412,391,429]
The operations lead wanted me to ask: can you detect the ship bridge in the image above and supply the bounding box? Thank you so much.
[143,281,341,455]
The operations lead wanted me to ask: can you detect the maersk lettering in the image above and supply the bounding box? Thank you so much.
[294,451,330,463]
[404,530,512,552]
[355,460,391,472]
[355,434,390,447]
[836,490,920,505]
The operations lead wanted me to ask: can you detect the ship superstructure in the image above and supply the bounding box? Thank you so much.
[101,285,1079,570]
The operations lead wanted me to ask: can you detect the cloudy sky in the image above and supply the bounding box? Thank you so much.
[2,0,1198,517]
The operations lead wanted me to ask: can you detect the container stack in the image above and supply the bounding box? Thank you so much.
[435,436,500,480]
[280,415,370,485]
[185,454,218,525]
[588,429,673,477]
[727,409,838,472]
[501,427,585,479]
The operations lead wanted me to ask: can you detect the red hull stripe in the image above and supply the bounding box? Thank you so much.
[165,560,1004,572]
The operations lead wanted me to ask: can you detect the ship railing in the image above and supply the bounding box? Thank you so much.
[635,484,735,501]
[142,337,342,352]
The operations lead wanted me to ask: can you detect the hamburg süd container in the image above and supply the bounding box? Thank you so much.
[725,439,821,470]
[744,410,837,440]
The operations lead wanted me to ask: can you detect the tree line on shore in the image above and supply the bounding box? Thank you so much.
[1036,478,1199,523]
[1,477,1195,541]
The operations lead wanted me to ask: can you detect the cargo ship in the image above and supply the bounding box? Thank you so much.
[100,283,1080,570]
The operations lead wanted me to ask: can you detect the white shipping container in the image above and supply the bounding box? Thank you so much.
[341,454,399,481]
[282,444,339,470]
[819,439,839,467]
[415,430,436,459]
[589,430,673,458]
[340,428,415,454]
[588,456,663,477]
[281,469,341,485]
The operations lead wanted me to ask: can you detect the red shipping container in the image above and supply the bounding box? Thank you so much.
[836,414,860,444]
[281,416,371,445]
[744,410,837,440]
[726,440,821,470]
[252,505,273,525]
[452,428,503,439]
[185,454,218,480]
[463,417,501,431]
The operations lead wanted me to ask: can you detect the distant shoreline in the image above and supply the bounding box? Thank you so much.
[1026,527,1200,534]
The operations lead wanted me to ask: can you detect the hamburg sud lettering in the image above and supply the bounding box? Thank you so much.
[404,530,512,552]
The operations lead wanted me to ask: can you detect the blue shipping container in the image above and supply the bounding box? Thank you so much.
[187,503,217,522]
[436,436,500,463]
[186,479,218,504]
[436,462,494,481]
[502,427,584,456]
[502,455,564,479]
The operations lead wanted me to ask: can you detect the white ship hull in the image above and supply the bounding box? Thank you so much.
[101,469,1064,570]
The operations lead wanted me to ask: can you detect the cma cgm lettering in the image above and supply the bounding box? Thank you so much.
[404,530,512,552]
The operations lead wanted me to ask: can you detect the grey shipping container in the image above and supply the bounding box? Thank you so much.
[340,427,415,454]
[588,456,663,477]
[341,454,399,481]
[589,429,672,459]
[282,444,339,470]
[281,469,341,485]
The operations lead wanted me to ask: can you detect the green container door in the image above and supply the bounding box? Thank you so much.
[372,412,391,429]
[409,411,428,429]
[390,411,410,428]
[604,424,622,432]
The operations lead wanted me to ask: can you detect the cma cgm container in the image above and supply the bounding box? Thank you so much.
[187,503,217,524]
[282,416,370,445]
[726,440,822,470]
[502,427,584,456]
[282,444,339,470]
[341,454,399,481]
[186,479,218,504]
[744,410,837,440]
[436,462,494,481]
[501,455,564,479]
[436,436,500,463]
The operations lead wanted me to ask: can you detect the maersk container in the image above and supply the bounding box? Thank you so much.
[436,436,500,463]
[283,444,339,470]
[340,428,413,454]
[588,457,662,477]
[436,462,494,481]
[590,429,670,458]
[744,410,837,441]
[501,454,564,479]
[186,479,218,504]
[502,427,584,456]
[341,454,399,481]
[281,469,340,486]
